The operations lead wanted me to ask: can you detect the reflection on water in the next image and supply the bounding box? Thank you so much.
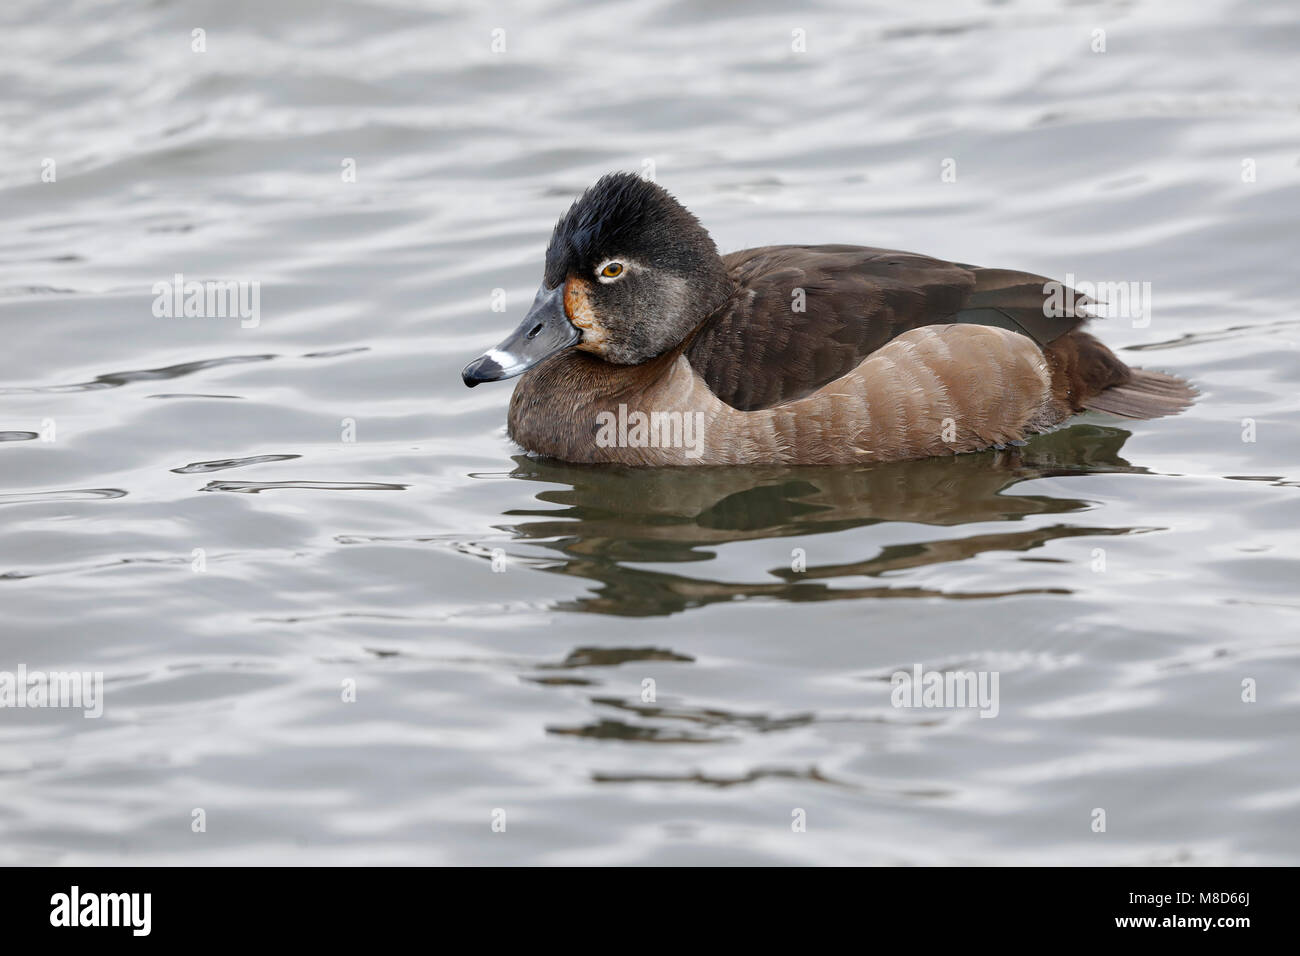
[497,424,1154,616]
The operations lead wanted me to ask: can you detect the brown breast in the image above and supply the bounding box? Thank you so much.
[508,325,1071,466]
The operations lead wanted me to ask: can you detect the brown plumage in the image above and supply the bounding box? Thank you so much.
[462,173,1195,466]
[687,246,1093,411]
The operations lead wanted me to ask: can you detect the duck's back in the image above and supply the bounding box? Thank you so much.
[688,245,1097,412]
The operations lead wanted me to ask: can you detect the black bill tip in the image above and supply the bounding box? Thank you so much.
[461,354,503,388]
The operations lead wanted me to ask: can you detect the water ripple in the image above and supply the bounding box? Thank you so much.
[200,480,408,494]
[171,454,301,474]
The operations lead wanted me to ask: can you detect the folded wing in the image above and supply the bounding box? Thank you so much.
[688,245,1091,411]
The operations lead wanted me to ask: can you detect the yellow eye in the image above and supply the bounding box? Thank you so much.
[601,262,624,278]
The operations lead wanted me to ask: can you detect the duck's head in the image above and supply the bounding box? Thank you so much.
[462,172,732,386]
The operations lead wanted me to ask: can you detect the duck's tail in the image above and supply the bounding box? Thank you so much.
[1044,330,1197,421]
[1081,367,1197,419]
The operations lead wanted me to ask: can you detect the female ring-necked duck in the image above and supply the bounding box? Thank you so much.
[462,172,1193,465]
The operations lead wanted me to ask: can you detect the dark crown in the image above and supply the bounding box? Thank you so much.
[543,172,718,288]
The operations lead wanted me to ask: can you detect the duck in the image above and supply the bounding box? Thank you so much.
[462,172,1194,466]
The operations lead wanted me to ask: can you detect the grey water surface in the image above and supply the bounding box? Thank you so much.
[1,0,1298,865]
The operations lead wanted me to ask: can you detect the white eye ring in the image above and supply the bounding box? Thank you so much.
[596,259,626,283]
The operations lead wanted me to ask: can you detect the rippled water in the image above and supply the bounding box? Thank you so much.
[2,0,1298,865]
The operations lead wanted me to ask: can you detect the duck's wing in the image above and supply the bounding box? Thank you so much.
[688,245,1091,411]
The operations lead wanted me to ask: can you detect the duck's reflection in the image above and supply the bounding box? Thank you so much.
[497,423,1151,617]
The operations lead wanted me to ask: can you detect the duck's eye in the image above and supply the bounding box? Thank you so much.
[600,262,624,279]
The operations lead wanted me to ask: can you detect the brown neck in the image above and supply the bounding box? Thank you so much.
[506,343,690,461]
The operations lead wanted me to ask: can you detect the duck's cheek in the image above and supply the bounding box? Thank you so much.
[564,277,611,357]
